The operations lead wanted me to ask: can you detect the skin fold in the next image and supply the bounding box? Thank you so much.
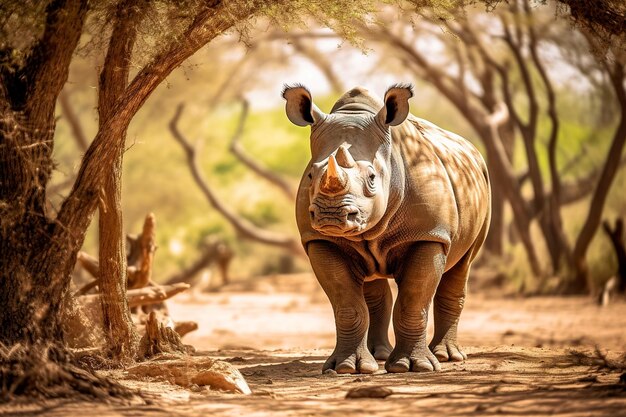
[283,84,491,374]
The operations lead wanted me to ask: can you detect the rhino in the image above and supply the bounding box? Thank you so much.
[283,84,491,374]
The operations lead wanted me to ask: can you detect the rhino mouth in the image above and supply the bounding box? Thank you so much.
[308,203,365,236]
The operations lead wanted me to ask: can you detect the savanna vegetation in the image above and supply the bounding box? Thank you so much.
[1,0,625,414]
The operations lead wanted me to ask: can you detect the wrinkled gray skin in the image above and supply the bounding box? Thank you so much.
[283,84,491,374]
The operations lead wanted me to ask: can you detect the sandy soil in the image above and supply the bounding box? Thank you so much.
[3,273,626,416]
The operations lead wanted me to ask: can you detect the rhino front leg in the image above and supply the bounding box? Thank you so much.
[308,241,378,374]
[386,242,446,373]
[364,280,393,360]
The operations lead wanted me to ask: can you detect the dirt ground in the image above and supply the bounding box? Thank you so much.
[3,273,626,416]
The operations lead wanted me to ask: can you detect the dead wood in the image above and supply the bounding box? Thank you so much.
[79,283,190,309]
[169,103,306,258]
[128,284,190,308]
[164,237,233,287]
[174,321,199,338]
[126,355,251,394]
[74,213,157,296]
[77,251,100,279]
[138,312,189,360]
[128,213,157,290]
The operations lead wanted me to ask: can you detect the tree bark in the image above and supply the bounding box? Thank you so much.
[0,0,88,347]
[98,153,138,360]
[95,0,148,361]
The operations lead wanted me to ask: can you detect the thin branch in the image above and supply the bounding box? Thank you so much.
[168,103,305,258]
[525,0,572,264]
[163,239,231,286]
[500,9,545,213]
[229,99,297,200]
[291,38,344,94]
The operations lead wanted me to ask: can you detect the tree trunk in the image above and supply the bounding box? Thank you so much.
[569,63,626,293]
[484,122,516,257]
[0,1,131,399]
[98,153,137,360]
[1,0,263,398]
[0,0,88,347]
[484,178,504,255]
[603,219,626,292]
[94,0,149,361]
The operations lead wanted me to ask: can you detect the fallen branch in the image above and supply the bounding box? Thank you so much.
[174,321,199,337]
[79,283,190,308]
[74,213,158,296]
[164,237,233,287]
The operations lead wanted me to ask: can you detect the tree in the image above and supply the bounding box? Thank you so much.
[0,0,376,399]
[358,0,625,291]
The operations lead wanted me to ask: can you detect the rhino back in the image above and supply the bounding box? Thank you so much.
[384,115,490,270]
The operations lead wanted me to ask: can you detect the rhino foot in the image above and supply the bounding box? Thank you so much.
[385,346,441,373]
[430,340,467,362]
[368,342,393,361]
[323,347,379,374]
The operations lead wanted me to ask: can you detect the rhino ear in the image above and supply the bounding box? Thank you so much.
[378,83,413,127]
[282,84,325,127]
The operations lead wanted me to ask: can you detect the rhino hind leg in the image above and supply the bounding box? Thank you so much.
[386,242,446,373]
[364,280,393,360]
[429,258,470,362]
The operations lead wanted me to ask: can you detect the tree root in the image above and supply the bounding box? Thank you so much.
[0,342,136,402]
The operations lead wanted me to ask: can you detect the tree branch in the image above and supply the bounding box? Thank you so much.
[573,62,626,287]
[163,238,232,287]
[500,9,545,214]
[52,1,265,290]
[168,103,305,258]
[291,38,344,94]
[229,99,296,200]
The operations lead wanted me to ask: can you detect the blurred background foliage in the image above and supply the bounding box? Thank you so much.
[47,0,625,292]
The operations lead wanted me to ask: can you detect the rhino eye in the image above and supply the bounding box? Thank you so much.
[308,172,313,180]
[365,168,376,197]
[367,167,376,183]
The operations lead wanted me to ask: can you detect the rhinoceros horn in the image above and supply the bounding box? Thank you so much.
[335,145,356,168]
[320,155,348,195]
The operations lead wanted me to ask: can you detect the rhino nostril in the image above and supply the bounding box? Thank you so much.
[347,210,358,222]
[309,210,315,221]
